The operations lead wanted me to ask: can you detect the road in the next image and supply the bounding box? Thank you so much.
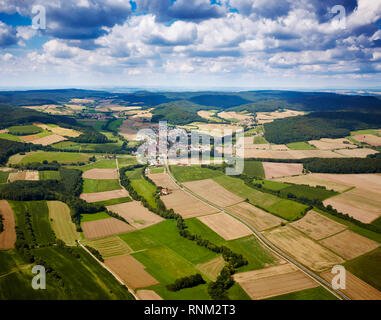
[163,158,350,300]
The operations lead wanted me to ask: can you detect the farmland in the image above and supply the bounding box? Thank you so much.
[82,179,121,193]
[39,171,60,180]
[170,165,223,182]
[242,160,265,178]
[0,200,16,249]
[262,162,303,179]
[17,151,90,164]
[82,217,134,239]
[83,236,132,258]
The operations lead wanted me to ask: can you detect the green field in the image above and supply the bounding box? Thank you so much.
[125,166,144,179]
[0,132,21,142]
[126,167,158,208]
[81,211,111,223]
[92,197,132,207]
[10,201,56,246]
[170,165,223,182]
[213,175,308,221]
[350,129,381,137]
[243,161,265,179]
[120,220,221,300]
[106,119,123,132]
[8,125,42,135]
[82,179,121,193]
[117,156,138,167]
[78,120,107,131]
[265,286,338,300]
[286,142,316,150]
[253,136,268,144]
[256,179,290,191]
[39,171,60,180]
[19,151,90,164]
[280,184,338,201]
[47,201,80,246]
[73,159,116,171]
[0,171,9,183]
[52,141,122,153]
[149,167,165,174]
[345,248,381,291]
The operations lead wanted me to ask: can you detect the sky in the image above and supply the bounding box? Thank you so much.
[0,0,380,90]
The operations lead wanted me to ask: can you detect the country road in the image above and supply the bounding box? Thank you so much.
[163,157,350,300]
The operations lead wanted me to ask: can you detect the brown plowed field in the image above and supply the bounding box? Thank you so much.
[321,270,381,300]
[105,254,159,290]
[197,212,252,240]
[352,134,381,146]
[183,179,244,207]
[262,162,303,179]
[161,189,218,218]
[320,230,380,260]
[31,134,67,146]
[148,172,179,190]
[0,200,16,249]
[8,171,39,182]
[82,218,135,239]
[227,202,283,231]
[106,201,164,229]
[83,169,119,180]
[136,290,163,300]
[80,189,130,203]
[291,210,347,240]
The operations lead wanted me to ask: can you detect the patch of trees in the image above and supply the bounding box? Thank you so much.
[152,102,205,125]
[303,158,381,173]
[85,245,104,262]
[0,138,30,165]
[166,274,206,291]
[12,161,60,171]
[70,128,111,144]
[59,168,82,196]
[264,112,381,144]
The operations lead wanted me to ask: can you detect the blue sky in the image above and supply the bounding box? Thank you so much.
[0,0,380,89]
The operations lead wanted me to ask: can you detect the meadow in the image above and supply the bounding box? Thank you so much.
[83,179,121,193]
[81,211,111,223]
[19,151,90,164]
[170,165,223,182]
[8,125,42,135]
[243,161,265,178]
[265,286,337,300]
[286,142,316,150]
[0,171,9,183]
[39,171,61,180]
[92,197,132,207]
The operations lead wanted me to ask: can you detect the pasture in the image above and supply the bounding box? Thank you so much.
[170,165,223,182]
[81,211,111,222]
[82,179,121,193]
[0,171,9,183]
[74,159,117,171]
[286,142,316,150]
[263,226,344,272]
[92,197,132,207]
[19,151,90,164]
[8,125,42,135]
[39,170,60,180]
[47,201,79,246]
[242,160,265,178]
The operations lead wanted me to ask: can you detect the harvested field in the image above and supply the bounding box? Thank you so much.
[82,169,118,180]
[82,217,135,239]
[20,134,40,142]
[291,210,346,240]
[83,236,132,258]
[147,172,179,190]
[161,189,218,218]
[320,230,379,260]
[196,256,225,281]
[183,179,244,207]
[308,138,356,150]
[270,144,289,151]
[106,201,164,229]
[105,254,158,290]
[217,111,252,121]
[321,270,381,300]
[227,202,283,231]
[333,148,378,158]
[263,226,344,272]
[256,110,305,124]
[136,290,163,300]
[119,119,154,140]
[323,188,381,223]
[352,134,381,146]
[80,189,130,203]
[35,124,81,138]
[8,171,39,182]
[47,201,80,246]
[30,134,67,146]
[234,264,318,300]
[197,212,252,240]
[262,162,303,179]
[197,110,215,120]
[0,200,16,249]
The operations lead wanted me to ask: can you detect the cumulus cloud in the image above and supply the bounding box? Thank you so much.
[0,21,18,47]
